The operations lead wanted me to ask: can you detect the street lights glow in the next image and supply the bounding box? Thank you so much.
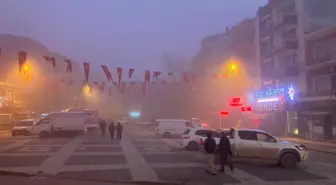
[230,64,236,70]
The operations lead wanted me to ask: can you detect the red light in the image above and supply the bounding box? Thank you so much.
[241,107,246,112]
[220,111,229,116]
[200,138,204,146]
[229,97,243,107]
[246,106,252,112]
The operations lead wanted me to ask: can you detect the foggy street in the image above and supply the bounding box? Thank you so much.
[0,124,335,185]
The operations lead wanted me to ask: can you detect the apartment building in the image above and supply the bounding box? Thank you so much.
[255,0,336,139]
[300,27,336,140]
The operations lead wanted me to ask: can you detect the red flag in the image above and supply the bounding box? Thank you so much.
[142,82,146,95]
[116,67,122,86]
[128,68,135,79]
[108,87,112,96]
[18,51,27,73]
[83,62,90,83]
[144,70,150,84]
[153,71,162,80]
[168,72,173,76]
[43,56,50,61]
[65,59,72,72]
[101,65,113,82]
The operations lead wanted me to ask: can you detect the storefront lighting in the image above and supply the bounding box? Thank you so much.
[256,97,279,103]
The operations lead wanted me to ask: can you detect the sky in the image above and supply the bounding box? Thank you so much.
[0,0,266,72]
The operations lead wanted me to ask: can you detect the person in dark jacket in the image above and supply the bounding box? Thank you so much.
[108,122,116,140]
[216,132,234,172]
[204,132,217,175]
[99,119,107,137]
[116,122,123,140]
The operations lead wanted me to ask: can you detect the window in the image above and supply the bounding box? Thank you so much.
[257,132,277,142]
[283,29,296,40]
[185,122,195,128]
[37,118,50,125]
[238,131,257,140]
[183,129,190,135]
[211,131,221,138]
[283,54,297,67]
[313,75,332,92]
[195,130,208,137]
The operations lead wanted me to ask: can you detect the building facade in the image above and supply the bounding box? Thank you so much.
[299,27,336,140]
[255,0,336,138]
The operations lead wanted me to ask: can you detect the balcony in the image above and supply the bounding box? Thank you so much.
[262,65,300,79]
[273,40,298,54]
[274,15,298,29]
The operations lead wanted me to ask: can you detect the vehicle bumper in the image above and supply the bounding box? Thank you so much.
[300,151,308,161]
[12,130,31,136]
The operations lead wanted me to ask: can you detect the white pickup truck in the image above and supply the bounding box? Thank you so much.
[227,128,308,168]
[182,127,308,168]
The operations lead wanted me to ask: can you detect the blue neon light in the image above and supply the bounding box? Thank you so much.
[129,111,140,118]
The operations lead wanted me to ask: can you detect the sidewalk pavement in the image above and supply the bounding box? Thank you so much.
[279,137,336,155]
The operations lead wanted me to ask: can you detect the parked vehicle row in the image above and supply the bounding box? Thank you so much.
[154,118,206,137]
[11,108,99,138]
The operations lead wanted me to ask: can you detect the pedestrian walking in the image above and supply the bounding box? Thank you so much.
[116,122,123,140]
[216,132,234,172]
[108,122,116,140]
[204,132,217,175]
[99,119,107,137]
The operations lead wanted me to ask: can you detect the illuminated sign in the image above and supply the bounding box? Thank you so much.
[129,111,140,118]
[288,85,295,100]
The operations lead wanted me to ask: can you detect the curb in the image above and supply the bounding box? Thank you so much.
[308,148,336,155]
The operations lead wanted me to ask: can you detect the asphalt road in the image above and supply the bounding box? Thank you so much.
[0,124,335,185]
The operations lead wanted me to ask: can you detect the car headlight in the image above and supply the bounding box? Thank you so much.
[295,145,307,151]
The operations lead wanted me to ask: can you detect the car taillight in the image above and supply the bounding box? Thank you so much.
[200,138,204,146]
[183,135,190,139]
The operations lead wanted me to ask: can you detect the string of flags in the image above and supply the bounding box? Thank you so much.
[8,50,227,95]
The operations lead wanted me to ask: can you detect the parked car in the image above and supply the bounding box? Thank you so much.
[12,119,36,136]
[181,128,222,150]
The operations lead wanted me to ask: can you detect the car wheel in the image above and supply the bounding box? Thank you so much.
[187,141,199,151]
[163,132,171,138]
[280,153,299,169]
[39,131,49,138]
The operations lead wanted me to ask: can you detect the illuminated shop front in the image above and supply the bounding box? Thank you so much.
[249,85,297,136]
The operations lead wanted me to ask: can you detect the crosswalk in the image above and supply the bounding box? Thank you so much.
[0,133,335,185]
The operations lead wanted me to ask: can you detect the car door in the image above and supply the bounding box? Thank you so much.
[235,131,260,157]
[256,132,280,159]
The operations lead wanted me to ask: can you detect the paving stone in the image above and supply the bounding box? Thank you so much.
[0,155,50,167]
[64,155,126,165]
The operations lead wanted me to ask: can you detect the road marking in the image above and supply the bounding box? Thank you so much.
[150,162,204,168]
[17,146,54,152]
[39,136,82,175]
[140,146,173,152]
[71,152,124,155]
[0,166,39,174]
[61,164,128,172]
[0,138,33,152]
[0,152,54,156]
[120,135,158,181]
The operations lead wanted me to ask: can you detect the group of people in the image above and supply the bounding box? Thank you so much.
[204,131,234,175]
[99,120,123,140]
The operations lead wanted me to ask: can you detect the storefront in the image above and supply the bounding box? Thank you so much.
[249,85,297,136]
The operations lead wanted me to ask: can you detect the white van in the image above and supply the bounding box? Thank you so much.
[155,119,196,137]
[66,109,99,129]
[32,112,88,138]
